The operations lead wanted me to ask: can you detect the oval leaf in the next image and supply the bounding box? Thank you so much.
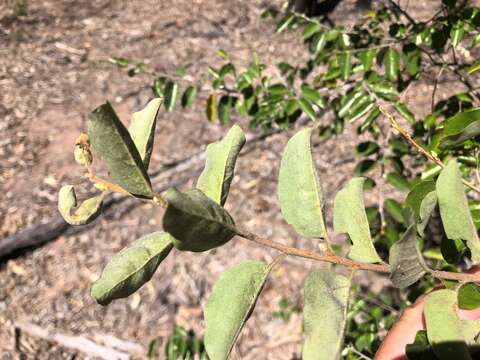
[389,223,430,288]
[437,160,480,263]
[181,85,197,108]
[278,128,327,239]
[424,289,472,360]
[206,94,218,122]
[302,269,351,360]
[128,98,162,169]
[197,124,246,206]
[406,180,437,236]
[204,261,271,360]
[440,108,480,149]
[164,81,179,112]
[88,102,153,197]
[91,231,173,305]
[58,185,103,225]
[163,188,235,252]
[384,47,400,81]
[334,178,381,263]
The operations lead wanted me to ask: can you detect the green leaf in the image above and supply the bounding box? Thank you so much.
[276,12,295,33]
[206,94,218,122]
[355,141,379,156]
[88,102,153,197]
[403,43,422,77]
[128,98,162,169]
[278,128,327,238]
[164,81,179,112]
[298,97,316,121]
[440,108,480,149]
[424,289,472,360]
[385,198,405,224]
[302,269,351,360]
[389,223,429,288]
[163,188,236,252]
[468,60,480,74]
[384,47,400,81]
[268,84,288,95]
[451,22,465,48]
[353,159,376,176]
[109,56,129,67]
[181,85,197,108]
[334,178,381,263]
[204,261,272,360]
[91,231,173,305]
[338,91,364,118]
[197,124,246,206]
[339,51,352,80]
[218,96,234,124]
[58,185,103,225]
[458,283,480,310]
[219,63,235,78]
[368,81,399,100]
[406,181,437,236]
[359,49,376,72]
[437,160,480,263]
[311,32,327,54]
[386,172,411,192]
[303,22,321,39]
[301,84,326,108]
[406,330,436,360]
[394,102,416,124]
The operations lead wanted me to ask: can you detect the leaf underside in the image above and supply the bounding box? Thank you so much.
[128,98,162,169]
[424,289,472,360]
[278,128,327,238]
[58,185,103,225]
[91,231,173,305]
[196,124,246,206]
[333,177,381,263]
[204,261,271,360]
[437,160,480,263]
[302,269,351,360]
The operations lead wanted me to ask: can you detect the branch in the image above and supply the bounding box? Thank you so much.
[235,227,480,284]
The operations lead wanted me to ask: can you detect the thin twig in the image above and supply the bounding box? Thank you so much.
[379,106,480,194]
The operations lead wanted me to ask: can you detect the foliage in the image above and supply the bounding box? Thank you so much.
[58,0,480,358]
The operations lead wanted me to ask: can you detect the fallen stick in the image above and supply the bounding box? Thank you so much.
[15,322,134,360]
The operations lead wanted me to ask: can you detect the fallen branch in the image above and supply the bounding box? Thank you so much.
[15,322,138,360]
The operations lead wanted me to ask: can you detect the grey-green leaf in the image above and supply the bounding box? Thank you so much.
[163,188,236,252]
[88,102,153,197]
[302,269,351,360]
[424,289,472,360]
[278,128,327,238]
[334,178,381,263]
[128,98,162,169]
[196,124,246,206]
[58,185,103,225]
[91,231,173,305]
[406,180,437,236]
[204,261,271,360]
[437,160,480,263]
[389,223,430,288]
